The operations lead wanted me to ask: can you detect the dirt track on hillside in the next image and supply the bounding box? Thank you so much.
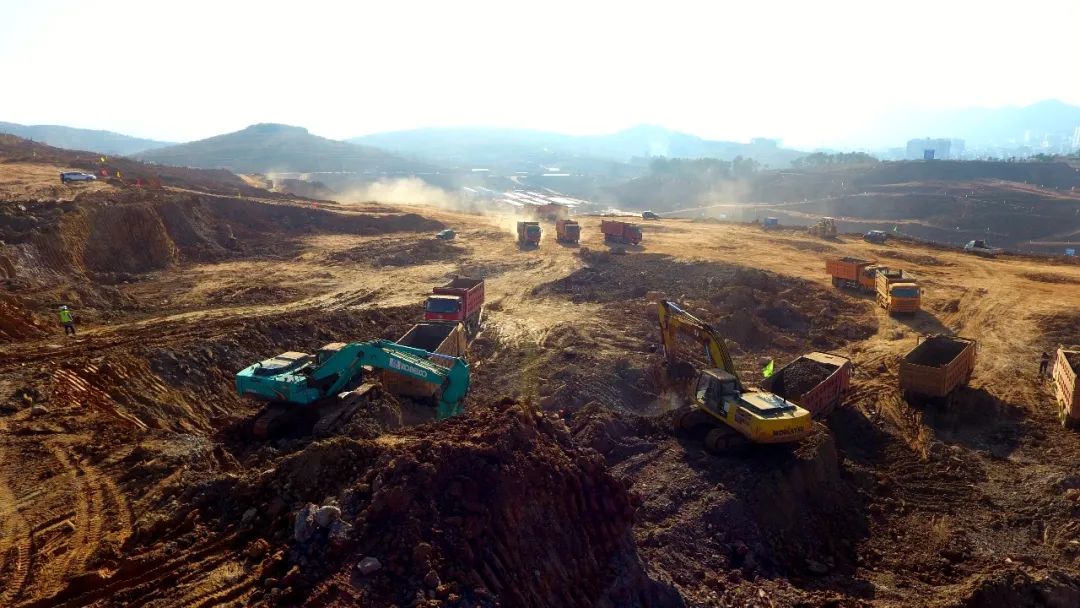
[2,160,1080,606]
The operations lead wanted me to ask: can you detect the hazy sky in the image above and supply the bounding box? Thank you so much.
[3,0,1079,148]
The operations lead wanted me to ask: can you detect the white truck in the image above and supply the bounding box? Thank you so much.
[963,240,1002,257]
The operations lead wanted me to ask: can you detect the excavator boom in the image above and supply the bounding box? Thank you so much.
[657,300,738,383]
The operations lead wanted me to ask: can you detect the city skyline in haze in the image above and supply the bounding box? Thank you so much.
[4,0,1080,149]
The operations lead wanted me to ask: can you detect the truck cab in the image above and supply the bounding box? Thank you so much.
[887,282,921,312]
[424,294,463,321]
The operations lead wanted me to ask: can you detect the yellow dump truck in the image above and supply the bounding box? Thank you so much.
[1053,348,1080,429]
[876,268,921,314]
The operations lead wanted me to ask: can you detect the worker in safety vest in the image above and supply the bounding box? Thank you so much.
[58,305,76,336]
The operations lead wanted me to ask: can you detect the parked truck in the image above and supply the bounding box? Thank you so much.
[601,219,642,245]
[424,276,485,337]
[876,268,921,314]
[826,257,879,292]
[1053,348,1080,429]
[555,219,580,244]
[517,221,541,247]
[381,322,468,400]
[899,335,976,401]
[760,352,853,418]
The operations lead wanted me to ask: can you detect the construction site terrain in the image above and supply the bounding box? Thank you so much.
[2,144,1080,607]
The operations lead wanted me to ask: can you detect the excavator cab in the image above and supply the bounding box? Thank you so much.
[694,369,739,417]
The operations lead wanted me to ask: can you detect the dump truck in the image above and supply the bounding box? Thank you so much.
[424,276,485,337]
[826,257,879,292]
[899,335,976,400]
[760,352,853,418]
[601,219,642,245]
[382,322,468,400]
[517,221,541,247]
[1053,348,1080,429]
[876,268,921,314]
[555,219,580,244]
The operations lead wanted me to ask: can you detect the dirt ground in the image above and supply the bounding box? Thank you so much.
[2,155,1080,607]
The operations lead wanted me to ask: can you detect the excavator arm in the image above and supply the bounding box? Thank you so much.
[656,300,739,384]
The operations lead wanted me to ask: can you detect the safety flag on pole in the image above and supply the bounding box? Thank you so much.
[100,156,107,163]
[893,225,899,233]
[762,359,775,378]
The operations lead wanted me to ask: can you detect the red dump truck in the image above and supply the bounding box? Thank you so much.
[899,335,976,400]
[825,257,879,292]
[555,219,580,244]
[601,219,642,245]
[424,276,485,336]
[517,221,541,247]
[382,322,468,399]
[760,352,853,418]
[1053,348,1080,429]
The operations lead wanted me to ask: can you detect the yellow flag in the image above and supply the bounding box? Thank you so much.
[100,156,106,163]
[762,359,775,378]
[116,170,121,178]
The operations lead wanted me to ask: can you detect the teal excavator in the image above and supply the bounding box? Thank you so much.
[236,339,470,438]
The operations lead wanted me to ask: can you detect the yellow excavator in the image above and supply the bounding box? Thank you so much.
[656,300,813,450]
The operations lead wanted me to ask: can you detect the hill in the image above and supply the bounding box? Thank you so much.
[0,121,173,155]
[350,125,806,170]
[137,123,436,176]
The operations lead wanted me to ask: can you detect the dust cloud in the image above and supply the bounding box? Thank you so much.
[340,177,463,208]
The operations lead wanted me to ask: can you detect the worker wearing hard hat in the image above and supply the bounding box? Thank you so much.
[58,305,76,337]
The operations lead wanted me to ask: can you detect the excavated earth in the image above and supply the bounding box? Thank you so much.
[2,143,1080,607]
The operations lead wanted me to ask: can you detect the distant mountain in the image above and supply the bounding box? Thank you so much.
[0,121,173,156]
[137,124,435,175]
[350,125,807,170]
[858,99,1080,150]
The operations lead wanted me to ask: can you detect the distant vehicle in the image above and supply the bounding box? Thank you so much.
[761,217,779,230]
[60,172,96,183]
[964,240,1001,257]
[555,219,580,244]
[435,229,456,240]
[642,210,660,220]
[864,230,888,244]
[516,221,541,247]
[601,219,642,245]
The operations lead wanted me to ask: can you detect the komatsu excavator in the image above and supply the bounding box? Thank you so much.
[236,339,470,438]
[656,300,812,451]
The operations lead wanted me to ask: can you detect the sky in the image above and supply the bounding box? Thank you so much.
[2,0,1079,148]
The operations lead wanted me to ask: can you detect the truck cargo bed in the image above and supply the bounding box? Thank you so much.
[899,335,976,399]
[382,322,467,399]
[761,352,852,418]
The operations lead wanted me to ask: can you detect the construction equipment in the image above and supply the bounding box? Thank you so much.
[899,335,976,402]
[602,219,642,245]
[656,300,812,450]
[555,219,580,244]
[236,339,470,438]
[435,229,456,240]
[808,217,837,238]
[1053,348,1080,429]
[642,210,660,220]
[826,257,880,292]
[424,276,484,337]
[382,323,468,400]
[876,268,921,314]
[517,221,541,247]
[760,352,852,418]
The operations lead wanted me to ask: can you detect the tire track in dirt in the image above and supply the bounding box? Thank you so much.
[35,445,106,600]
[0,450,33,606]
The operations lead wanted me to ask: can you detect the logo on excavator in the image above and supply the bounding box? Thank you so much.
[389,358,428,379]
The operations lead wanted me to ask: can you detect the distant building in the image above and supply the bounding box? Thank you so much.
[906,138,955,160]
[1072,126,1080,151]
